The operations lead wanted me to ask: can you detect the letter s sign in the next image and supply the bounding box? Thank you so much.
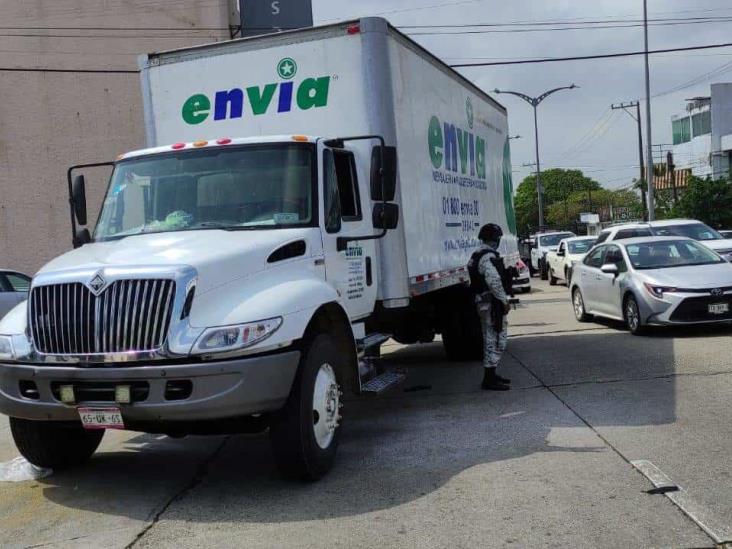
[271,1,280,15]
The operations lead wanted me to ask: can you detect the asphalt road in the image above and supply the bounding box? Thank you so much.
[1,278,732,548]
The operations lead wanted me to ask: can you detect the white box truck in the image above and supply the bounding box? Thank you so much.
[0,18,518,479]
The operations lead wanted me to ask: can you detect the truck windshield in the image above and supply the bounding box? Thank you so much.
[651,223,722,241]
[539,233,574,247]
[94,144,315,241]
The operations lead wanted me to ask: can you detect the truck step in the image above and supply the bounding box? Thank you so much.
[357,333,391,353]
[360,371,406,395]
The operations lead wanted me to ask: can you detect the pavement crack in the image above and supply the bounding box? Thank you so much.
[506,349,724,547]
[126,435,231,548]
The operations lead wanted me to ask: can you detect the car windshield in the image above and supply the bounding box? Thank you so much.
[94,144,315,241]
[651,222,722,241]
[568,239,596,254]
[539,233,574,246]
[625,240,725,270]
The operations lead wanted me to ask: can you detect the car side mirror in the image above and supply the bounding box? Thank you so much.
[600,263,619,275]
[372,203,399,230]
[370,145,397,201]
[557,250,565,257]
[72,174,88,226]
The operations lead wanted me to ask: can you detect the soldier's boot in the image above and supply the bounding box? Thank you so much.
[482,368,510,391]
[495,372,511,384]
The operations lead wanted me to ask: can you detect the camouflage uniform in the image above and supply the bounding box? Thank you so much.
[476,245,509,370]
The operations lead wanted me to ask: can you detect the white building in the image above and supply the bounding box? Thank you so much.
[670,83,732,179]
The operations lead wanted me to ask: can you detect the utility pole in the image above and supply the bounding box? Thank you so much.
[667,151,678,205]
[611,100,647,219]
[494,84,578,229]
[643,0,656,220]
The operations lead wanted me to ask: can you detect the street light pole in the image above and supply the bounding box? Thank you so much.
[643,0,656,220]
[494,84,578,229]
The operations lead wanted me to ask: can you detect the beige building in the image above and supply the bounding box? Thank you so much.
[0,0,234,275]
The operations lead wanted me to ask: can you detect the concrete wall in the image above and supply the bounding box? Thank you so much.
[711,83,732,178]
[0,0,232,275]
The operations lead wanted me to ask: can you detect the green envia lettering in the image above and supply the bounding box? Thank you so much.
[428,115,443,169]
[457,129,470,174]
[475,136,486,179]
[296,77,330,110]
[182,94,211,125]
[246,84,277,115]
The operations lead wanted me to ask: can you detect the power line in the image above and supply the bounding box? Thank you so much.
[652,60,732,98]
[450,41,732,67]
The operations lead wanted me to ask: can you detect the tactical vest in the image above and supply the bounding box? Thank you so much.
[467,248,513,296]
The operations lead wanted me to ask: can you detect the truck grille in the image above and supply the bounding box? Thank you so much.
[29,279,176,355]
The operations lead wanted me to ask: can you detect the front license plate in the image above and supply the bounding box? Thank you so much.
[708,303,729,315]
[78,407,124,430]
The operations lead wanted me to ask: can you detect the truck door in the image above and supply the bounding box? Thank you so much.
[320,144,377,320]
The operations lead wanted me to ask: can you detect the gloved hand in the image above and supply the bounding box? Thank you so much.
[502,301,511,315]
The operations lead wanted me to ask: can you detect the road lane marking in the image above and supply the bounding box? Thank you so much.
[632,460,732,544]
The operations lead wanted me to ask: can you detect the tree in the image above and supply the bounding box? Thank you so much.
[672,176,732,228]
[514,169,601,234]
[545,188,642,227]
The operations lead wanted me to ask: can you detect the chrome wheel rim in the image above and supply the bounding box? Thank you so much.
[312,363,340,449]
[573,291,584,319]
[626,300,639,331]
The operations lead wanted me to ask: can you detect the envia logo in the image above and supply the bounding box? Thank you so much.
[427,99,486,179]
[181,58,330,125]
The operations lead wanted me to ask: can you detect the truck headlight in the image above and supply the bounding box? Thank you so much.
[0,335,15,360]
[192,317,282,354]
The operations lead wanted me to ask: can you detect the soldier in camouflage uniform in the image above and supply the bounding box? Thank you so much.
[468,224,511,391]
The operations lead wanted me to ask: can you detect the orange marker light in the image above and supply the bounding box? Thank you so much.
[193,140,208,147]
[171,143,185,150]
[292,135,308,142]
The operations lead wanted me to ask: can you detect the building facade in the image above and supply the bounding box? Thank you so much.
[0,1,233,275]
[669,83,732,180]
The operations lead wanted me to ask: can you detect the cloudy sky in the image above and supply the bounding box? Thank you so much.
[313,0,732,189]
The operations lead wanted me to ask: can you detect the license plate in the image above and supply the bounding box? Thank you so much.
[708,303,729,315]
[78,407,124,430]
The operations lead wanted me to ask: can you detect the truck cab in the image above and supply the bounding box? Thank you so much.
[529,231,575,280]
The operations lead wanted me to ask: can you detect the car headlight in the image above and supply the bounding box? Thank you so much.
[0,335,15,360]
[192,317,282,355]
[643,283,677,299]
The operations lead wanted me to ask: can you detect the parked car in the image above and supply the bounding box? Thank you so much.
[720,230,732,239]
[0,270,31,320]
[594,223,652,244]
[546,236,596,286]
[512,258,531,294]
[571,236,732,335]
[529,231,576,280]
[599,219,732,262]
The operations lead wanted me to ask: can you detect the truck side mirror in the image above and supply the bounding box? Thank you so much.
[373,203,399,230]
[72,174,88,226]
[557,249,565,257]
[74,228,91,247]
[370,146,397,201]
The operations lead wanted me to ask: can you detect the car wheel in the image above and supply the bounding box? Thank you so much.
[624,295,646,335]
[549,268,558,286]
[522,286,531,294]
[269,334,343,481]
[572,288,592,322]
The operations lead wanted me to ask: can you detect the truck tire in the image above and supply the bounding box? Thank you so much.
[540,259,549,280]
[9,418,104,469]
[549,267,558,286]
[270,334,343,481]
[441,291,483,361]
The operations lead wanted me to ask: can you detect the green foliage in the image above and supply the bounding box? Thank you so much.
[671,176,732,228]
[545,188,642,228]
[514,169,601,234]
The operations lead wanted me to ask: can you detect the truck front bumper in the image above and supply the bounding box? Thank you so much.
[0,351,300,423]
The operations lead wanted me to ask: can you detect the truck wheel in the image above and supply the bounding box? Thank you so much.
[565,267,572,287]
[441,292,483,361]
[270,334,343,481]
[549,268,558,286]
[9,418,104,469]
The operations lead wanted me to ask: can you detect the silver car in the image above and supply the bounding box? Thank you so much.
[0,270,31,320]
[571,237,732,335]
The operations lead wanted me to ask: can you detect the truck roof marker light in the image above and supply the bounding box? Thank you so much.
[193,140,208,148]
[216,138,232,145]
[171,143,186,150]
[346,24,360,35]
[292,135,308,142]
